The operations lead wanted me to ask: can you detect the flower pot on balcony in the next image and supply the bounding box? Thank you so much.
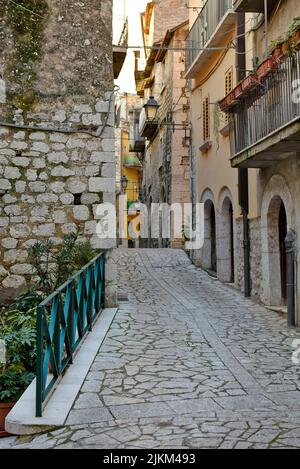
[241,74,258,93]
[219,88,239,113]
[234,83,243,100]
[290,28,300,51]
[295,29,300,48]
[0,402,14,437]
[272,44,284,63]
[282,41,292,57]
[257,58,277,80]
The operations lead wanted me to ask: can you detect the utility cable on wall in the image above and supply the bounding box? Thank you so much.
[6,0,46,19]
[0,86,120,138]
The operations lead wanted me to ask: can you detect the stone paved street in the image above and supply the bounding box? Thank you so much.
[2,248,300,449]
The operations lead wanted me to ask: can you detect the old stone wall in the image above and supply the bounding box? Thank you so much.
[0,101,116,301]
[234,216,263,300]
[0,0,117,306]
[142,21,190,248]
[153,0,188,43]
[0,0,113,115]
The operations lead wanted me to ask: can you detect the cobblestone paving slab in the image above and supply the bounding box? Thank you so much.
[2,249,300,449]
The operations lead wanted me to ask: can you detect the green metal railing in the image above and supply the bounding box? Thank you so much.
[36,252,105,417]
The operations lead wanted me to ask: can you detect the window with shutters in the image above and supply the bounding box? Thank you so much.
[224,68,233,123]
[203,97,210,141]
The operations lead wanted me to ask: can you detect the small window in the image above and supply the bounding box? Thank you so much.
[74,193,82,205]
[225,67,233,96]
[225,68,233,123]
[203,97,210,142]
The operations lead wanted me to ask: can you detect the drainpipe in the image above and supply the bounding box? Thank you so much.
[237,12,251,297]
[188,79,196,257]
[285,229,296,327]
[264,0,269,59]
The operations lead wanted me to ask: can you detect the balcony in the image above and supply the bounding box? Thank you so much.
[139,108,159,139]
[113,18,128,79]
[233,0,278,13]
[129,133,145,152]
[230,49,300,168]
[129,110,146,152]
[185,0,236,79]
[124,155,142,169]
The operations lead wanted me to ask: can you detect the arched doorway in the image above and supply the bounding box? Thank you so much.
[279,202,287,303]
[202,198,217,273]
[210,204,217,273]
[160,186,168,248]
[218,196,235,283]
[261,175,294,307]
[148,196,153,248]
[265,196,288,306]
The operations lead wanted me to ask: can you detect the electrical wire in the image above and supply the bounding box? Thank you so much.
[6,0,46,19]
[125,44,234,52]
[0,86,120,138]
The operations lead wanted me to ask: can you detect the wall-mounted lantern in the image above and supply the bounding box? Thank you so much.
[121,175,129,193]
[143,96,160,121]
[139,96,160,139]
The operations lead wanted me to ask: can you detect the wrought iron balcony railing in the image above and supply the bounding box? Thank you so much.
[186,0,234,73]
[36,253,105,417]
[129,119,146,152]
[230,50,300,167]
[233,0,278,13]
[139,108,159,139]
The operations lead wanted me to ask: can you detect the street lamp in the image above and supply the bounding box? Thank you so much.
[121,175,128,193]
[143,96,160,121]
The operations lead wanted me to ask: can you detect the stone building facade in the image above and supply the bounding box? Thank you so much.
[138,1,190,248]
[228,0,300,325]
[188,0,300,325]
[0,0,117,305]
[185,1,257,289]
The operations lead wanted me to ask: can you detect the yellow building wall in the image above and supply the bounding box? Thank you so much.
[190,33,259,220]
[245,1,300,69]
[121,130,140,204]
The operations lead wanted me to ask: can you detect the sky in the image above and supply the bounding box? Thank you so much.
[113,0,148,94]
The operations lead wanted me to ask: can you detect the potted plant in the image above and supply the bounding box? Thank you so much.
[288,17,300,50]
[0,369,34,437]
[241,73,258,93]
[257,57,277,79]
[272,40,285,63]
[0,326,36,437]
[219,88,239,112]
[234,82,243,100]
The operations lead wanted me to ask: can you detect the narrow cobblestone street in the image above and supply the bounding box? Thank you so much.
[2,248,300,449]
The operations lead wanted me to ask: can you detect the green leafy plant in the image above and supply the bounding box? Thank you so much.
[0,231,97,404]
[70,241,96,271]
[271,38,284,48]
[28,231,97,294]
[252,56,260,72]
[288,17,300,35]
[7,289,42,329]
[29,239,55,295]
[53,232,78,288]
[0,327,36,403]
[0,328,36,371]
[0,369,34,403]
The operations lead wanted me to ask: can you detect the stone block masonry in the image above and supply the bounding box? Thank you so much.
[0,100,116,303]
[0,0,117,306]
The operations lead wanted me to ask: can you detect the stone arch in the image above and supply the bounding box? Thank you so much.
[217,187,236,283]
[148,196,153,248]
[200,189,217,272]
[261,174,294,306]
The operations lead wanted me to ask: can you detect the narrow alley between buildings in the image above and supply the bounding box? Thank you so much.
[2,249,300,450]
